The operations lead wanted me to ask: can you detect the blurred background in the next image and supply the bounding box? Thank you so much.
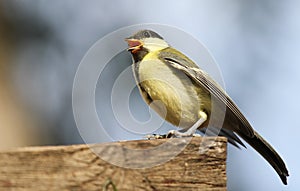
[0,0,299,190]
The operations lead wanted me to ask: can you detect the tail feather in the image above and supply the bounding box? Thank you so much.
[200,127,246,148]
[237,130,289,185]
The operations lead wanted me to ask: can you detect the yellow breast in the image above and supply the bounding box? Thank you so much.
[136,51,207,128]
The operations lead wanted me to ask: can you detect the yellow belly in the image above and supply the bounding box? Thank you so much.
[136,57,210,129]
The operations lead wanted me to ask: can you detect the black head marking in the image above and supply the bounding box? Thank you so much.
[129,30,164,40]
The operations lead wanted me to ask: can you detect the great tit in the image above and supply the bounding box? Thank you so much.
[125,29,289,185]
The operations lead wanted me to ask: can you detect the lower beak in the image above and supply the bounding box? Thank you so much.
[125,39,143,53]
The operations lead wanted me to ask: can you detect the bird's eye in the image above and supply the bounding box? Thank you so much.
[143,31,150,38]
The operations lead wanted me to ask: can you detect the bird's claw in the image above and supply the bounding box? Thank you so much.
[145,134,167,140]
[166,130,201,138]
[145,131,201,140]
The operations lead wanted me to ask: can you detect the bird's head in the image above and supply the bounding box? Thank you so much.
[125,30,169,54]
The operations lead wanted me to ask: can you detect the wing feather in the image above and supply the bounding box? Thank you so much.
[159,48,254,138]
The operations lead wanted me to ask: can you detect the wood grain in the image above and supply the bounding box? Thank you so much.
[0,137,227,191]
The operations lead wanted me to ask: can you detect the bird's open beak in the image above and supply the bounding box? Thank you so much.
[125,38,143,53]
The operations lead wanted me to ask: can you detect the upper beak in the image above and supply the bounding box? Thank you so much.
[125,38,143,53]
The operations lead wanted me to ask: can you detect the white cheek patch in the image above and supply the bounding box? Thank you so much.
[143,38,169,51]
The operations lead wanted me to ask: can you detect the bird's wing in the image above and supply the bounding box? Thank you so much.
[159,48,289,184]
[158,48,255,138]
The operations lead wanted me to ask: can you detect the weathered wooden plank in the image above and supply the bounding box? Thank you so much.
[0,137,227,191]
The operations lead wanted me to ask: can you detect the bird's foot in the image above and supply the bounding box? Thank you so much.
[145,134,167,140]
[166,130,201,138]
[145,131,201,140]
[145,112,207,140]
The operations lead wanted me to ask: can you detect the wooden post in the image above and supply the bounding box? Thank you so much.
[0,137,227,191]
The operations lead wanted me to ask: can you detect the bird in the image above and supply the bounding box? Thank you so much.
[125,29,289,185]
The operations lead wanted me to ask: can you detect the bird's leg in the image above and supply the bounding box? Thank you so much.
[167,111,207,138]
[146,111,207,139]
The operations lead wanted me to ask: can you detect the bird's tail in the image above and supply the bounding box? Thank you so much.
[237,130,289,185]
